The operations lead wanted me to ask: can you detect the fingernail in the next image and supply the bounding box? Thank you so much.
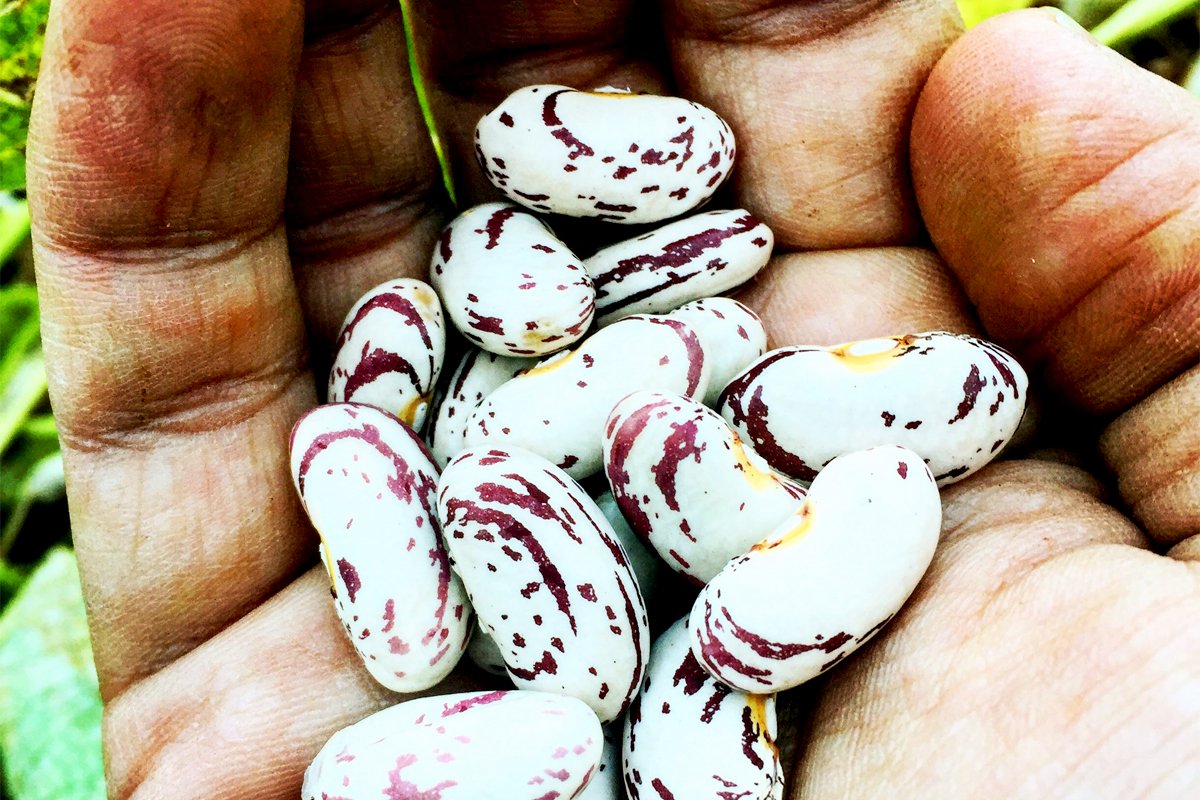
[1045,7,1095,40]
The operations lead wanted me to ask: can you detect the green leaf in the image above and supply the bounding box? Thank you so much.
[0,548,105,800]
[0,0,52,191]
[956,0,1037,27]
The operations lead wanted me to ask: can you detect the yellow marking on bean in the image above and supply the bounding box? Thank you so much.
[397,394,430,427]
[752,502,813,552]
[413,286,438,309]
[319,539,337,595]
[826,334,918,373]
[730,432,784,493]
[746,694,779,757]
[520,349,577,378]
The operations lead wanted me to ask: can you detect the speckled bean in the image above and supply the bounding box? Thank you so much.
[719,332,1029,486]
[464,314,710,479]
[438,447,650,722]
[303,690,602,800]
[669,297,767,406]
[624,618,782,800]
[475,85,736,224]
[328,279,445,432]
[289,403,471,692]
[430,202,595,356]
[587,209,773,326]
[689,446,941,692]
[428,348,537,467]
[604,391,806,584]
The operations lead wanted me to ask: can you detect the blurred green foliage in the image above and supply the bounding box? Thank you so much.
[0,0,50,191]
[0,549,104,800]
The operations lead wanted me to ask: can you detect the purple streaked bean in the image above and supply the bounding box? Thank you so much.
[430,202,595,357]
[587,209,773,327]
[464,314,710,479]
[475,85,736,224]
[437,447,649,722]
[669,297,767,407]
[428,347,537,468]
[288,403,471,692]
[719,332,1029,486]
[689,446,941,693]
[604,391,806,584]
[328,278,446,432]
[303,690,602,800]
[624,618,782,800]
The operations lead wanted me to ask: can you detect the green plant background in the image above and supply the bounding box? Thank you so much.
[0,1,1197,797]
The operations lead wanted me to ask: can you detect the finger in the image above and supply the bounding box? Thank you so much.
[1169,535,1200,562]
[287,0,449,355]
[104,569,487,800]
[660,0,963,250]
[797,461,1194,799]
[1101,365,1199,548]
[407,0,672,205]
[912,8,1200,414]
[736,247,979,347]
[28,0,312,697]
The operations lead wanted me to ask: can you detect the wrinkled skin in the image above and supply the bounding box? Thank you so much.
[27,1,1199,797]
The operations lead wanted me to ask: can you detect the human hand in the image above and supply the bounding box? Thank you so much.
[27,0,1199,797]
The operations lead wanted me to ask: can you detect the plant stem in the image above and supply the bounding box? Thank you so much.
[398,0,456,207]
[1090,0,1200,46]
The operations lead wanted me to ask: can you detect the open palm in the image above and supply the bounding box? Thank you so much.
[28,0,1200,797]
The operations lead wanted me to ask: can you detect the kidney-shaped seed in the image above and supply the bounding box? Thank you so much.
[624,617,782,800]
[289,403,471,692]
[438,447,650,722]
[303,690,602,800]
[475,85,736,224]
[689,446,941,693]
[605,391,806,584]
[428,348,537,467]
[587,209,773,327]
[328,278,445,432]
[430,202,595,357]
[719,332,1029,486]
[669,297,767,407]
[464,314,710,479]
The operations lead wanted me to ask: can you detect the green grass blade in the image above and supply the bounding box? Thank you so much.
[1090,0,1200,46]
[398,0,456,207]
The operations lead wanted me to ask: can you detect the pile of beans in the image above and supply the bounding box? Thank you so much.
[289,85,1029,800]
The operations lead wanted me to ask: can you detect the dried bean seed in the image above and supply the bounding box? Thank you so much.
[328,279,445,432]
[289,403,470,692]
[438,447,650,722]
[475,85,735,224]
[689,446,941,692]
